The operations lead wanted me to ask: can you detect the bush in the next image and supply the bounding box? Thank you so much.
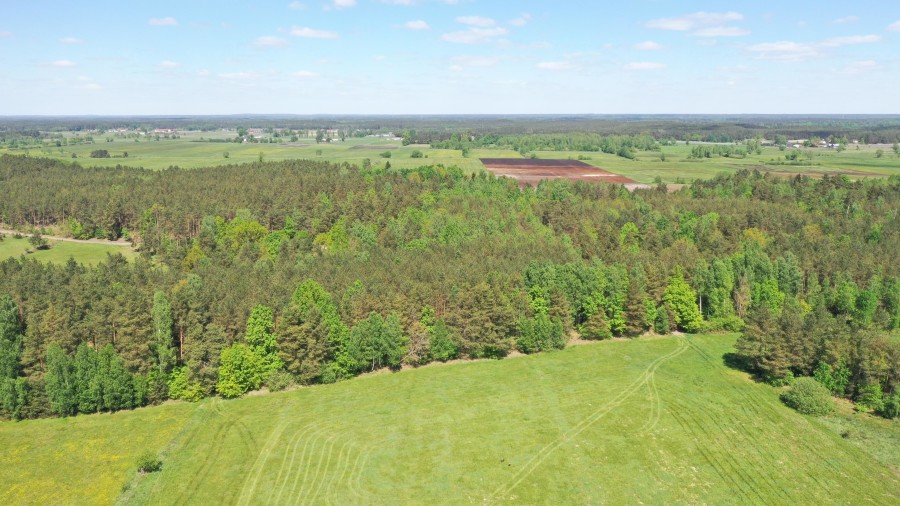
[410,150,424,158]
[379,151,392,158]
[780,377,835,416]
[266,370,294,392]
[880,393,900,419]
[136,452,162,473]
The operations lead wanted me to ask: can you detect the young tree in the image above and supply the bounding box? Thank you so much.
[663,268,703,332]
[244,305,282,376]
[151,291,176,375]
[44,344,76,416]
[216,344,264,398]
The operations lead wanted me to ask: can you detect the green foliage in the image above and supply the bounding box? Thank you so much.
[216,343,265,398]
[345,313,408,373]
[881,393,900,419]
[167,366,204,402]
[516,313,565,353]
[580,310,612,340]
[265,370,294,392]
[44,344,76,416]
[855,383,884,412]
[28,232,49,250]
[151,291,176,376]
[813,361,850,396]
[135,452,162,474]
[244,305,282,375]
[427,320,458,362]
[663,268,703,332]
[654,305,671,334]
[780,377,835,416]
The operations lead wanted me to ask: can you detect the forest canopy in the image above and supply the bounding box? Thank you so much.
[0,154,898,420]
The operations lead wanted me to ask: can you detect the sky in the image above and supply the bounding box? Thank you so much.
[1,0,899,115]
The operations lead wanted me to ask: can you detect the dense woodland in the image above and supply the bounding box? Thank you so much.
[3,115,900,146]
[1,154,899,420]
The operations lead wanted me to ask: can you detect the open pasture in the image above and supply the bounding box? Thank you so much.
[3,132,899,184]
[3,334,896,505]
[0,236,136,265]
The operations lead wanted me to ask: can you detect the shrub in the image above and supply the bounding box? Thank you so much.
[380,151,392,158]
[855,383,884,413]
[410,150,424,158]
[880,393,900,419]
[780,377,835,416]
[136,452,162,473]
[266,370,294,392]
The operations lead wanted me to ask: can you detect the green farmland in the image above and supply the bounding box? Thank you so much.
[1,334,896,505]
[5,131,899,183]
[0,236,136,265]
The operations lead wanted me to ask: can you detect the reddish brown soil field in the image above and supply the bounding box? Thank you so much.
[480,158,640,187]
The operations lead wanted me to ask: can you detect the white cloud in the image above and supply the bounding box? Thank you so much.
[692,26,750,37]
[634,40,663,50]
[747,34,881,62]
[746,41,820,61]
[290,26,339,39]
[288,1,306,9]
[510,13,531,27]
[292,70,319,78]
[0,31,12,38]
[452,55,500,67]
[820,34,881,46]
[646,11,742,31]
[442,27,507,44]
[404,20,430,31]
[333,0,356,8]
[890,20,900,32]
[59,36,83,44]
[456,16,496,27]
[254,36,288,47]
[833,15,859,24]
[196,70,210,77]
[841,60,878,75]
[536,61,575,70]
[624,62,666,70]
[157,60,180,69]
[51,59,77,68]
[381,0,418,5]
[148,17,178,26]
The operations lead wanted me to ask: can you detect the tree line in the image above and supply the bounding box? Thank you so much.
[0,155,898,419]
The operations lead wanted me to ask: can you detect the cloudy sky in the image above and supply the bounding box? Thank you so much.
[1,0,898,114]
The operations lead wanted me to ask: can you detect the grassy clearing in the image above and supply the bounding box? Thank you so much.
[0,236,136,265]
[0,403,194,505]
[5,133,899,183]
[2,334,896,504]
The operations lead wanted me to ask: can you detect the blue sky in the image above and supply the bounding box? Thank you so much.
[1,0,899,114]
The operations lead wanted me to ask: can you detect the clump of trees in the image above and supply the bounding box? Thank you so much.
[0,155,898,419]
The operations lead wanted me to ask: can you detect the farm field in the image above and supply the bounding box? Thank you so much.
[0,236,136,265]
[5,132,899,184]
[1,334,896,505]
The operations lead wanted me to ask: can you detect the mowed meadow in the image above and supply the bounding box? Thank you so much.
[1,334,896,505]
[0,236,136,265]
[5,130,899,183]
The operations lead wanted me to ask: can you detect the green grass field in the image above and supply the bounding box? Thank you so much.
[6,132,898,183]
[1,334,896,504]
[0,236,136,265]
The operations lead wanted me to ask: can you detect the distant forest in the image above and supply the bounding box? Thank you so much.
[0,155,898,420]
[3,115,900,144]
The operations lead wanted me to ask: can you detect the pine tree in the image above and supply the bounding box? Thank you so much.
[581,310,611,340]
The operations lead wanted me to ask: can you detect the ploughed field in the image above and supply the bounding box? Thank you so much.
[1,334,897,505]
[480,158,648,189]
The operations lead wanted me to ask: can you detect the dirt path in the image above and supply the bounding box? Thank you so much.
[0,228,132,247]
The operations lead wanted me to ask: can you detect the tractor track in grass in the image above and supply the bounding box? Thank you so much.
[489,337,688,501]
